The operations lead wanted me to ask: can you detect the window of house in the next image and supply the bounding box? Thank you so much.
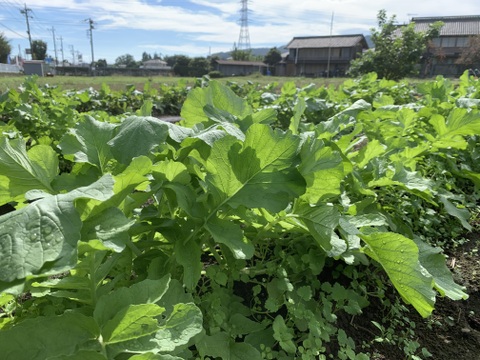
[432,38,441,47]
[441,37,456,47]
[456,37,469,47]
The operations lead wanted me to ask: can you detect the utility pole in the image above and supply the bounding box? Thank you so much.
[69,45,75,65]
[58,36,65,65]
[326,12,334,78]
[49,27,58,65]
[20,3,33,59]
[85,18,95,75]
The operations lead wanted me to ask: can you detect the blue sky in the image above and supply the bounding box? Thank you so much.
[1,0,479,64]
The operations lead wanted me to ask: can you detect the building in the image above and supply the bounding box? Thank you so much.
[214,59,268,76]
[410,15,480,76]
[283,34,369,77]
[23,60,53,76]
[143,59,170,69]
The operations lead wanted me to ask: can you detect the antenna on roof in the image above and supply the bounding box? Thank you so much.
[238,0,251,51]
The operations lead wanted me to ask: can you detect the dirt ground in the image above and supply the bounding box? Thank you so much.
[349,232,480,360]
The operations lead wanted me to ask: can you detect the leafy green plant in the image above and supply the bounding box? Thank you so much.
[1,75,478,360]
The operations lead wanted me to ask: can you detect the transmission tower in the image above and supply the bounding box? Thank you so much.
[237,0,251,51]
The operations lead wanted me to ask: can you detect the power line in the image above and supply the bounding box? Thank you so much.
[0,21,27,38]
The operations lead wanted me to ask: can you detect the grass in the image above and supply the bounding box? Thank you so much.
[0,74,348,93]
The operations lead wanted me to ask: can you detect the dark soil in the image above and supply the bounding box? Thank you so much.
[347,232,480,360]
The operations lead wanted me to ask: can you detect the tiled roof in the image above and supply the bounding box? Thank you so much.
[216,60,267,66]
[287,35,367,49]
[411,15,480,36]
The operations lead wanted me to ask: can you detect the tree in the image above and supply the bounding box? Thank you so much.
[31,39,47,60]
[456,35,480,69]
[230,43,251,61]
[95,59,107,68]
[142,52,152,62]
[348,10,443,80]
[0,32,12,64]
[189,57,210,77]
[172,55,191,76]
[115,54,137,68]
[264,47,282,66]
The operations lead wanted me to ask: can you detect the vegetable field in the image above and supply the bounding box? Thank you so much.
[0,73,479,359]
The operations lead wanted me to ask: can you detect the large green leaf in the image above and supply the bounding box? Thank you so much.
[180,81,252,128]
[0,137,58,202]
[0,312,100,360]
[94,276,171,328]
[58,115,117,172]
[108,116,169,164]
[152,302,203,351]
[76,156,152,219]
[204,216,254,259]
[413,238,468,301]
[102,304,165,344]
[299,137,345,203]
[361,232,436,317]
[429,108,480,149]
[205,123,305,212]
[0,175,114,283]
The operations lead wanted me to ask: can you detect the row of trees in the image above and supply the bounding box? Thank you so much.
[112,47,283,77]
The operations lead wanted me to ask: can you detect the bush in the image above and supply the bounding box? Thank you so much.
[208,70,223,78]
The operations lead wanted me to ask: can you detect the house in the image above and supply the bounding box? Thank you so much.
[143,59,170,69]
[410,15,480,76]
[283,34,368,77]
[214,59,268,76]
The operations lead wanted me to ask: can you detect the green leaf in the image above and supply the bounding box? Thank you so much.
[294,202,343,256]
[130,354,183,360]
[0,137,58,201]
[108,116,169,164]
[180,81,252,128]
[289,97,306,134]
[81,207,135,252]
[77,156,152,219]
[430,108,480,137]
[0,175,114,283]
[229,313,267,336]
[152,302,203,351]
[94,276,171,328]
[205,123,305,212]
[0,312,99,360]
[174,237,202,291]
[47,351,107,360]
[272,315,296,354]
[413,238,468,301]
[58,115,117,172]
[438,195,472,231]
[205,217,254,259]
[197,332,262,360]
[361,232,436,317]
[353,139,386,169]
[299,137,345,203]
[102,303,165,344]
